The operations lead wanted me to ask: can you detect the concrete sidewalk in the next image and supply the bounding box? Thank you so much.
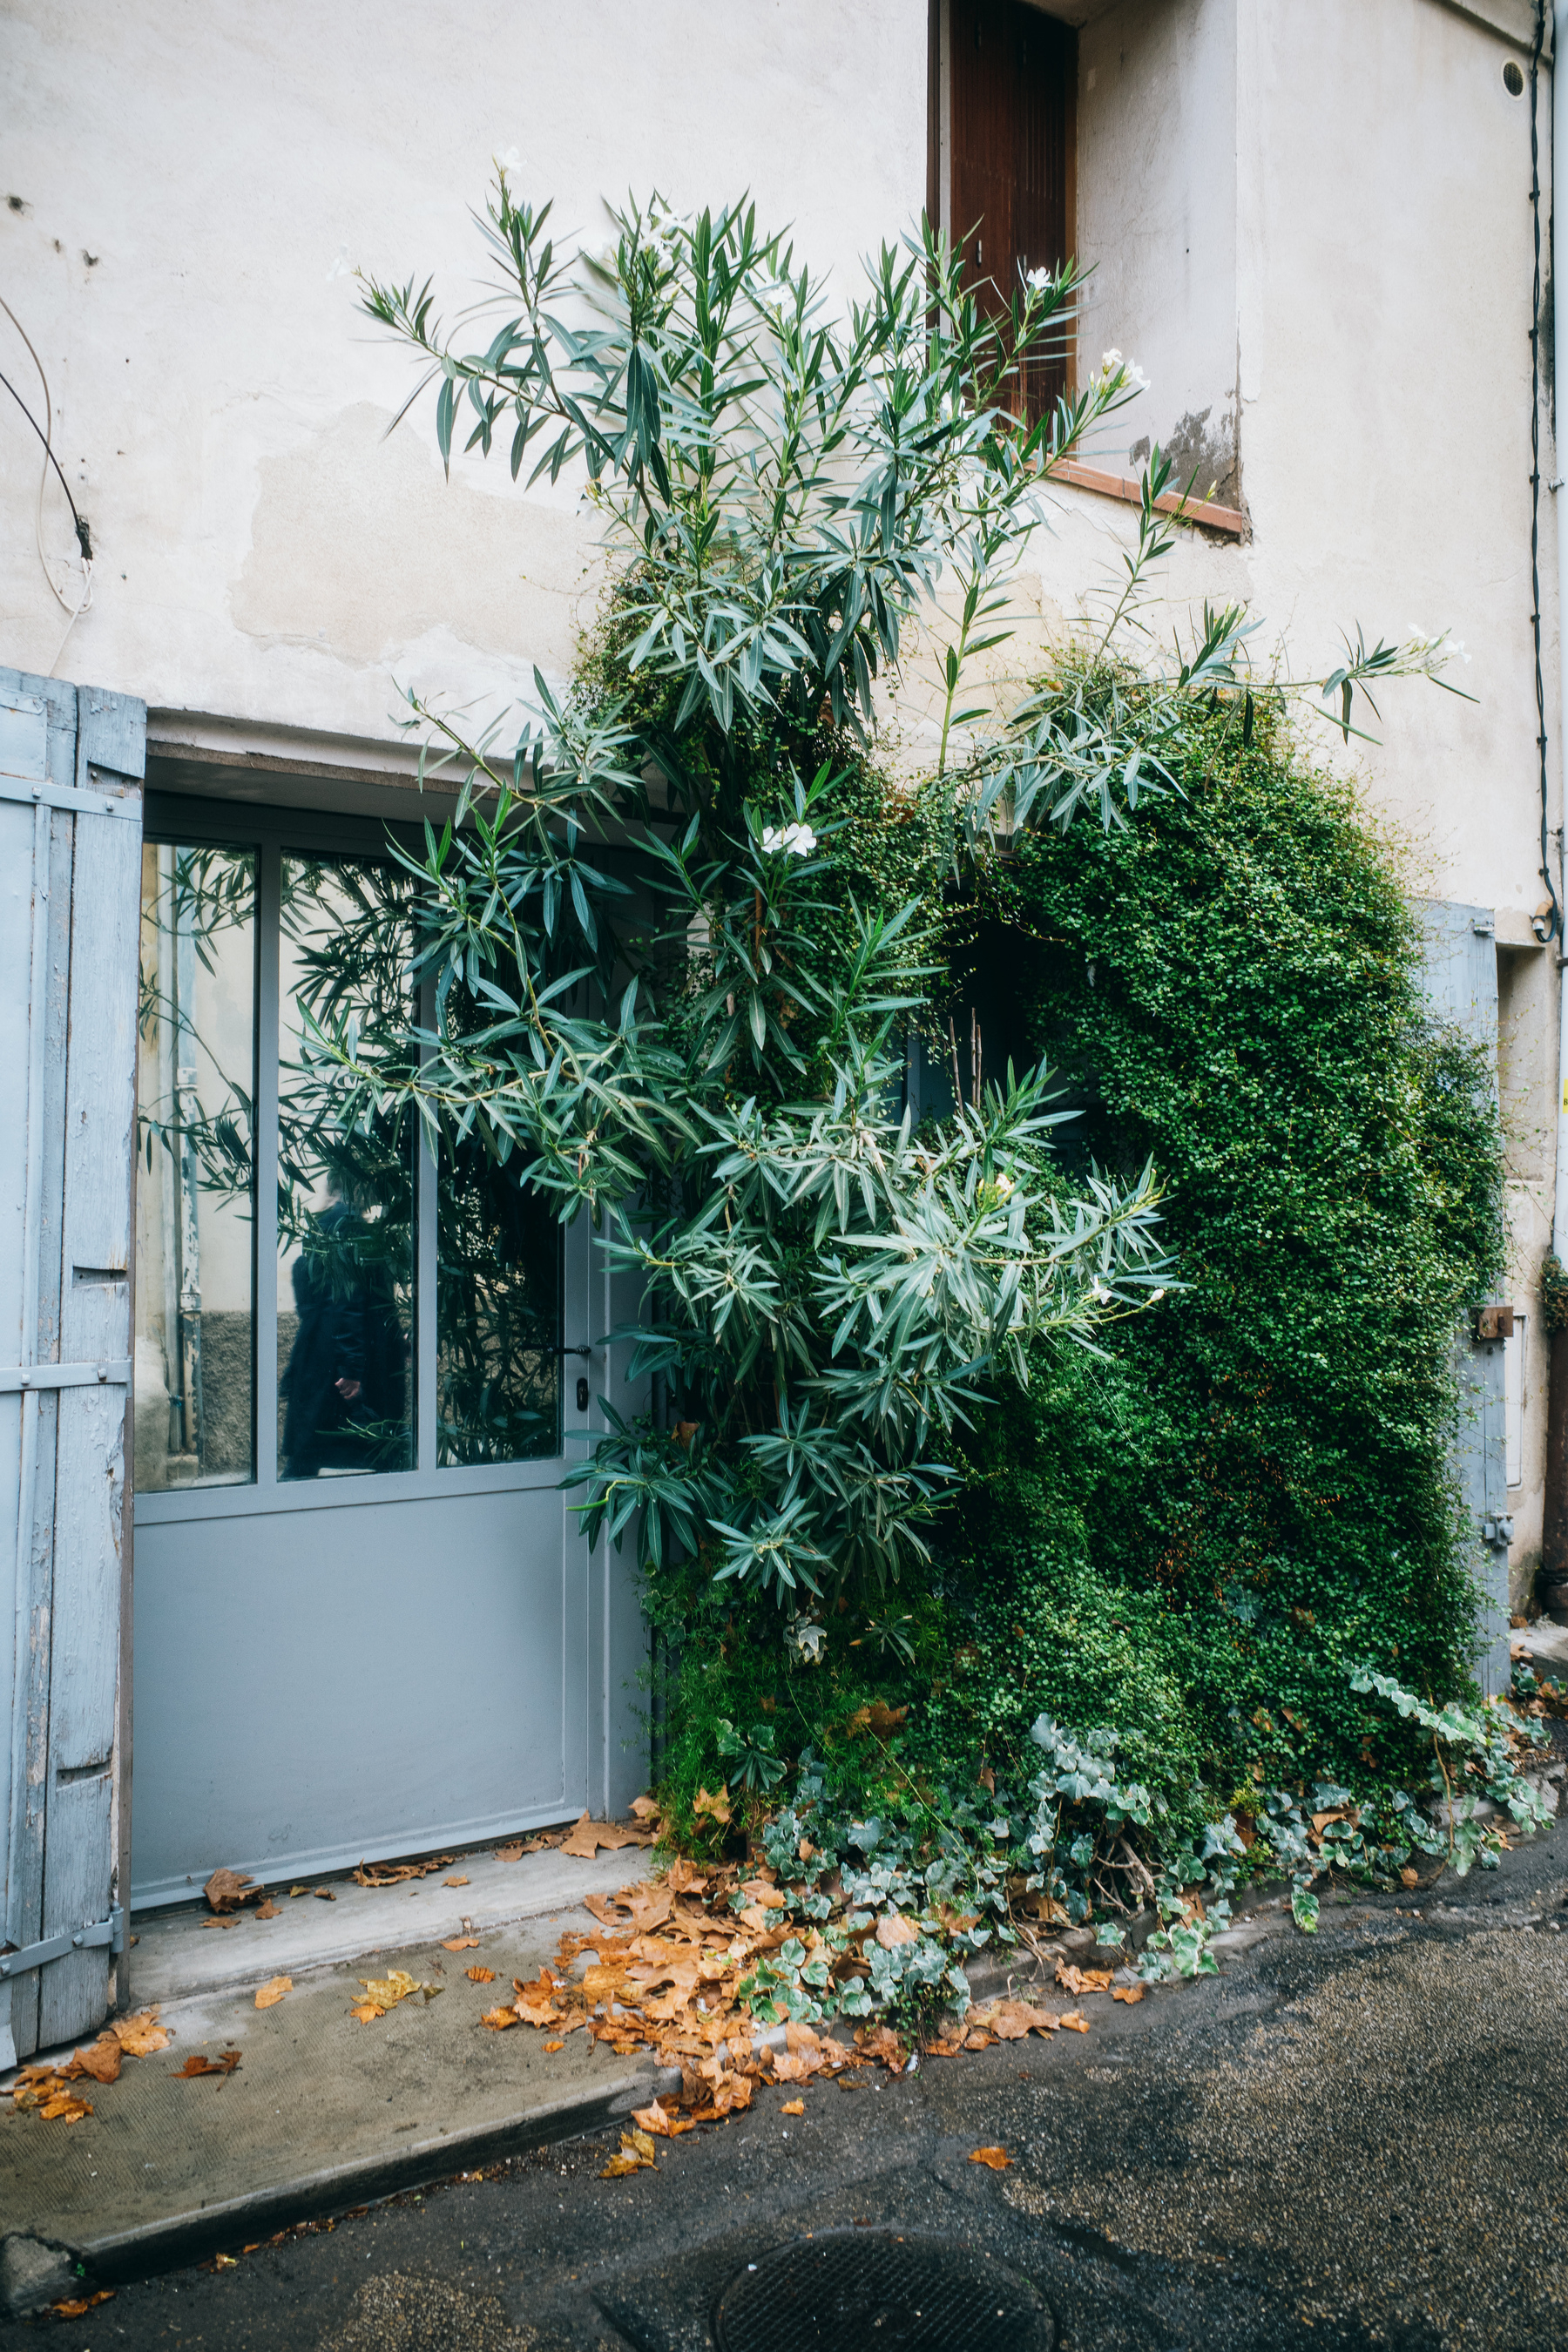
[1,1843,668,2295]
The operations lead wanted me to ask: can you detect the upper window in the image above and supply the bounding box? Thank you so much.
[938,0,1077,422]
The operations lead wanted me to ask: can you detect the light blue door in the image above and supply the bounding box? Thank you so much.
[2,667,144,2065]
[128,795,647,1907]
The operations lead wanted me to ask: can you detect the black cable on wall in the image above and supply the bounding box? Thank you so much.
[1531,0,1561,942]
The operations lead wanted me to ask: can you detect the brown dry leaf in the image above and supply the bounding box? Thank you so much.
[625,1884,674,1931]
[205,1867,260,1913]
[856,2024,907,2072]
[442,1936,480,1952]
[350,2002,384,2024]
[599,2152,649,2179]
[173,2051,240,2078]
[558,1812,655,1860]
[253,1900,281,1922]
[1111,1984,1146,2004]
[692,1785,733,1828]
[466,1964,497,1984]
[781,2098,805,2117]
[357,1970,423,2013]
[51,2291,114,2316]
[632,2097,694,2137]
[963,2029,994,2051]
[1400,1867,1420,1889]
[39,2092,94,2123]
[289,1885,311,1897]
[630,1794,661,1821]
[847,1700,909,1738]
[254,1976,292,2011]
[666,1857,709,1893]
[201,1916,239,1930]
[875,1911,921,1951]
[974,2000,1061,2042]
[1058,2009,1091,2034]
[109,2009,170,2056]
[481,2006,519,2031]
[68,2034,123,2085]
[495,1833,558,1862]
[445,1875,470,1886]
[1056,1963,1113,1997]
[314,1889,336,1902]
[543,2038,565,2052]
[969,2146,1011,2171]
[353,1854,456,1889]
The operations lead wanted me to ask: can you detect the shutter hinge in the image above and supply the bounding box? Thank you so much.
[0,1905,125,1979]
[0,1360,131,1394]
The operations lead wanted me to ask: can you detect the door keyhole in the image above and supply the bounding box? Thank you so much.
[576,1376,590,1413]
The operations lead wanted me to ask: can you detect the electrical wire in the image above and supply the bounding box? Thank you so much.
[0,291,93,671]
[1531,3,1561,941]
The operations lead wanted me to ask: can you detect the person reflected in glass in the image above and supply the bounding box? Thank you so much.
[280,1172,409,1477]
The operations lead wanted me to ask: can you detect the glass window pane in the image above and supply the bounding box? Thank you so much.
[438,1149,563,1465]
[277,856,416,1481]
[135,842,257,1490]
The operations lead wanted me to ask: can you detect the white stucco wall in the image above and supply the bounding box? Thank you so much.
[1,0,928,733]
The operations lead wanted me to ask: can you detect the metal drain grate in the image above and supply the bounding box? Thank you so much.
[713,2231,1054,2351]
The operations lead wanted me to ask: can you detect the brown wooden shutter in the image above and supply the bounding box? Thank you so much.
[947,0,1076,422]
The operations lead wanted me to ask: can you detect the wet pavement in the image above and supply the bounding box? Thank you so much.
[5,1819,1568,2350]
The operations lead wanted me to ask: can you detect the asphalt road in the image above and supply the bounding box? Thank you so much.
[9,1820,1568,2352]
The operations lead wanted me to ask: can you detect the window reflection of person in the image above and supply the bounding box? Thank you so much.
[280,1174,409,1477]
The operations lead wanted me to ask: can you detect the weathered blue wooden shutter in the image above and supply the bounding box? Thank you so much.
[1418,901,1510,1699]
[1,667,144,2066]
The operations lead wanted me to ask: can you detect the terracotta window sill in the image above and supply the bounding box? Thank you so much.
[1051,457,1246,540]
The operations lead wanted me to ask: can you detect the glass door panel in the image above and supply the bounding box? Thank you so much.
[276,855,416,1481]
[437,1146,563,1464]
[134,841,258,1490]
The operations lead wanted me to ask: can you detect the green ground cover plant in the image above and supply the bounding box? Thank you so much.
[310,175,1539,2021]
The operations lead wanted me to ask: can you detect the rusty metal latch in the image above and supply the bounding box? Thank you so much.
[0,1906,125,1980]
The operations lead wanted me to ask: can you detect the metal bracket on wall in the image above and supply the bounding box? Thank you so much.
[0,1907,125,1981]
[1483,1513,1516,1549]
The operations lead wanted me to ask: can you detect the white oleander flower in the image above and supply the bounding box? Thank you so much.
[761,822,817,856]
[1025,266,1054,293]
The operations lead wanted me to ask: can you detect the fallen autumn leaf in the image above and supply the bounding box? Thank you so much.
[969,2146,1010,2170]
[254,1976,292,2010]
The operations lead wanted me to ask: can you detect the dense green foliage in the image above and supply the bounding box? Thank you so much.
[651,686,1508,1854]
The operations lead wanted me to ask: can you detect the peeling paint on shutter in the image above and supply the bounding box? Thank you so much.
[1,668,144,2065]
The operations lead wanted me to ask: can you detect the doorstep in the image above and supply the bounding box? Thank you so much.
[0,1845,670,2295]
